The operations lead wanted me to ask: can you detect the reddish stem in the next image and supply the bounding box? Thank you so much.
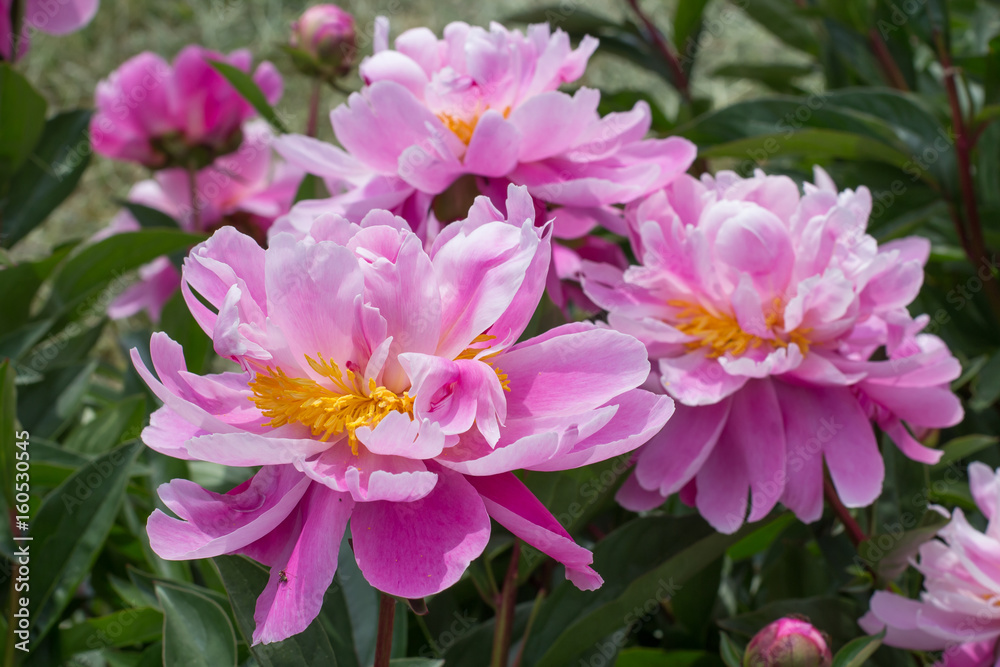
[306,79,322,138]
[491,541,521,667]
[824,478,867,548]
[373,593,395,667]
[624,0,692,104]
[935,31,1000,323]
[868,28,910,91]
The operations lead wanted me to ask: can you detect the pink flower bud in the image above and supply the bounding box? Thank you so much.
[289,4,356,78]
[744,618,833,667]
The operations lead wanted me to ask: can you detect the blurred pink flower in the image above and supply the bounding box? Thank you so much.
[1,0,98,60]
[744,617,832,667]
[860,462,1000,667]
[99,122,302,321]
[289,4,356,78]
[133,185,673,643]
[583,167,963,533]
[90,45,282,168]
[272,17,695,240]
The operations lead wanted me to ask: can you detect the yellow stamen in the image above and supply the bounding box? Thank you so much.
[248,354,413,455]
[437,107,511,146]
[456,333,511,392]
[668,298,811,359]
[438,112,478,145]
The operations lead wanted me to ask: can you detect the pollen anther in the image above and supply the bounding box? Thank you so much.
[248,354,414,455]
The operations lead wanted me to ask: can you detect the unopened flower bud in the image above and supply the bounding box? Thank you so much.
[289,4,356,79]
[743,618,833,667]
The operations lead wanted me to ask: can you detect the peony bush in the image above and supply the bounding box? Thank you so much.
[2,2,1000,666]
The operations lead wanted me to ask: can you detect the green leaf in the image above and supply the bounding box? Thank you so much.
[29,441,142,645]
[62,395,146,455]
[0,63,47,181]
[718,632,744,667]
[60,607,163,658]
[159,291,213,375]
[505,7,632,37]
[737,0,820,55]
[971,353,1000,410]
[711,63,815,95]
[934,434,999,467]
[0,361,16,538]
[697,128,913,170]
[673,0,711,56]
[678,97,906,155]
[831,630,884,667]
[213,554,354,667]
[0,244,73,338]
[820,89,955,191]
[727,513,796,561]
[156,583,237,667]
[121,202,180,229]
[528,515,782,666]
[858,510,948,581]
[207,60,288,133]
[16,361,97,438]
[39,229,204,322]
[2,110,93,248]
[617,648,723,666]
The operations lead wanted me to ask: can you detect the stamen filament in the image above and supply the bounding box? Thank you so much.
[248,354,414,455]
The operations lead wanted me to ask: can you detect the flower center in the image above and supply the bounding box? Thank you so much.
[248,354,414,455]
[456,333,511,392]
[437,112,479,145]
[669,299,811,359]
[436,107,510,146]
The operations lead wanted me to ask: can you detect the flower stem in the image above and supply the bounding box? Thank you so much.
[823,477,866,548]
[187,162,201,231]
[491,540,521,667]
[624,0,691,105]
[868,28,910,91]
[306,79,322,138]
[373,592,396,667]
[9,0,24,63]
[935,31,1000,324]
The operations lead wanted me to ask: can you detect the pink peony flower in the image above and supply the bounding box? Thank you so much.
[133,185,673,643]
[90,45,282,168]
[860,462,1000,667]
[581,167,963,533]
[289,4,356,78]
[1,0,98,60]
[744,617,832,667]
[100,122,302,321]
[272,17,695,240]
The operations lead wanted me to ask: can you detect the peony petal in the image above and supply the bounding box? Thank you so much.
[772,381,828,523]
[815,386,883,508]
[499,325,650,419]
[469,473,603,590]
[351,465,490,598]
[246,484,354,644]
[633,400,731,497]
[148,465,310,560]
[463,110,521,177]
